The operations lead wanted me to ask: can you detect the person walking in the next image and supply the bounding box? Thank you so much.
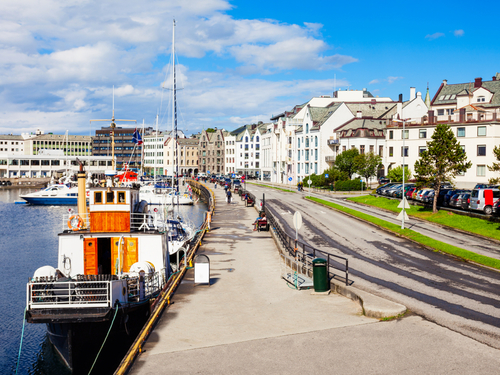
[226,189,232,204]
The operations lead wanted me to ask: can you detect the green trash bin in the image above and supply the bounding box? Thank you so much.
[312,258,329,292]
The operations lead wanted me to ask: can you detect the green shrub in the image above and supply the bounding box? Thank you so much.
[334,179,366,191]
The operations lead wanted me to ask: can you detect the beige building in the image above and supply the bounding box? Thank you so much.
[164,137,199,176]
[198,129,225,174]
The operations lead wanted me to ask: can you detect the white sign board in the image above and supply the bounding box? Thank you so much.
[293,211,303,231]
[195,263,210,284]
[397,198,411,209]
[307,179,312,185]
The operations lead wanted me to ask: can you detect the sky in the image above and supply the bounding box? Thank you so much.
[1,0,499,137]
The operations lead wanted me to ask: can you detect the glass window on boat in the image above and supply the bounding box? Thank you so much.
[118,191,126,203]
[94,191,103,204]
[106,191,114,203]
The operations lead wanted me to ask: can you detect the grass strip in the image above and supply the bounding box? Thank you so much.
[248,182,296,193]
[306,196,500,270]
[348,195,500,242]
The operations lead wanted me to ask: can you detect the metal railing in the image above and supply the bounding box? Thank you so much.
[264,206,349,286]
[62,212,174,232]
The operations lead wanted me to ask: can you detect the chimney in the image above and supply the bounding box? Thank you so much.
[398,93,403,102]
[493,76,497,81]
[428,110,435,125]
[410,87,416,100]
[474,77,482,88]
[357,111,362,118]
[443,79,447,85]
[459,108,466,122]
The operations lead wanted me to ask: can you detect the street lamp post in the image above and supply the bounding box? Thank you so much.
[394,118,410,229]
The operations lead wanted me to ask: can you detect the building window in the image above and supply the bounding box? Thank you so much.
[298,151,300,161]
[402,130,409,139]
[342,146,346,152]
[389,147,393,157]
[379,145,383,157]
[297,164,300,173]
[389,130,393,140]
[419,146,426,155]
[477,165,486,177]
[477,145,486,156]
[306,123,309,133]
[369,145,374,154]
[437,109,444,116]
[315,149,318,160]
[457,127,465,137]
[298,138,300,148]
[360,145,365,154]
[419,129,427,138]
[446,109,454,115]
[401,146,408,157]
[478,126,486,136]
[477,96,486,102]
[315,136,318,147]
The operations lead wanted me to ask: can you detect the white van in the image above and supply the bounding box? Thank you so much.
[197,172,207,178]
[469,188,500,214]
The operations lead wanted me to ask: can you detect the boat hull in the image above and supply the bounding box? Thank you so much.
[21,196,78,205]
[31,302,151,374]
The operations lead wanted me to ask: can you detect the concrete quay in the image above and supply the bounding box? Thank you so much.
[128,185,500,375]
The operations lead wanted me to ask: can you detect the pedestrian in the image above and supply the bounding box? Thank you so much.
[214,182,217,189]
[226,189,232,204]
[252,212,266,231]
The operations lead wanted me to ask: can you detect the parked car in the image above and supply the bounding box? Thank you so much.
[421,190,435,203]
[470,187,500,215]
[376,183,398,195]
[461,193,471,210]
[443,189,468,207]
[416,188,433,201]
[448,193,462,208]
[385,184,402,196]
[454,192,470,209]
[436,188,452,206]
[493,199,500,214]
[406,187,416,199]
[378,177,390,184]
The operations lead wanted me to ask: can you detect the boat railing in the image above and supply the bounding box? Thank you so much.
[27,276,116,309]
[62,212,170,232]
[27,271,167,309]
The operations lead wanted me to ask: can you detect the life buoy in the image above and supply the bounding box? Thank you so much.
[68,215,83,231]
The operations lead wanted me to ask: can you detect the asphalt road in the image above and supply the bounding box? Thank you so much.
[246,184,500,350]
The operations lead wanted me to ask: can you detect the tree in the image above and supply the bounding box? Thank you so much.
[414,123,472,213]
[487,145,500,184]
[335,148,359,179]
[354,152,382,186]
[387,166,412,183]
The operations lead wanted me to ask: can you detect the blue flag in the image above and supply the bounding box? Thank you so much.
[133,128,143,145]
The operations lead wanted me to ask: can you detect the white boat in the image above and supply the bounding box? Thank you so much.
[19,184,79,205]
[139,184,194,205]
[26,166,174,372]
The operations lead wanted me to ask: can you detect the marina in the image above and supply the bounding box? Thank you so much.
[0,186,208,375]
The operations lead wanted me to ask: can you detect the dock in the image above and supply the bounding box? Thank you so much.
[128,185,500,374]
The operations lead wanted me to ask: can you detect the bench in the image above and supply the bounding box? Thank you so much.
[257,220,269,231]
[245,197,255,207]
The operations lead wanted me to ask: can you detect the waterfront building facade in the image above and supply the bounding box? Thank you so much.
[164,136,199,176]
[198,129,225,174]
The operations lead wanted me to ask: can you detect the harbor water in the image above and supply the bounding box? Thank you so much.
[0,188,208,375]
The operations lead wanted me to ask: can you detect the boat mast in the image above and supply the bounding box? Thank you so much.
[172,19,179,195]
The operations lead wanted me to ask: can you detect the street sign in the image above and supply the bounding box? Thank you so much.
[307,179,312,185]
[293,211,302,231]
[288,177,292,181]
[232,173,235,178]
[397,210,409,221]
[325,174,329,178]
[398,198,411,209]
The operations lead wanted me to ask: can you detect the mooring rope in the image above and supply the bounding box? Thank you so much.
[15,308,27,375]
[88,302,120,375]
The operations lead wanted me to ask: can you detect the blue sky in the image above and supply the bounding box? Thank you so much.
[0,0,499,136]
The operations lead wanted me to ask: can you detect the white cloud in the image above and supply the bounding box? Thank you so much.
[0,0,358,135]
[454,29,464,37]
[369,79,379,85]
[387,76,403,84]
[425,32,445,40]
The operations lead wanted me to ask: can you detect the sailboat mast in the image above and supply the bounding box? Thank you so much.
[172,19,179,195]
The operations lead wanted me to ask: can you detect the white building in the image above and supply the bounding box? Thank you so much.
[0,154,113,178]
[143,132,166,175]
[224,131,236,175]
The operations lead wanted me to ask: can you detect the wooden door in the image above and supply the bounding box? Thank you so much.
[111,237,138,274]
[84,238,98,275]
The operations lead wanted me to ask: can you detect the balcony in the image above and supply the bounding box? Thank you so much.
[325,155,335,163]
[327,139,339,146]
